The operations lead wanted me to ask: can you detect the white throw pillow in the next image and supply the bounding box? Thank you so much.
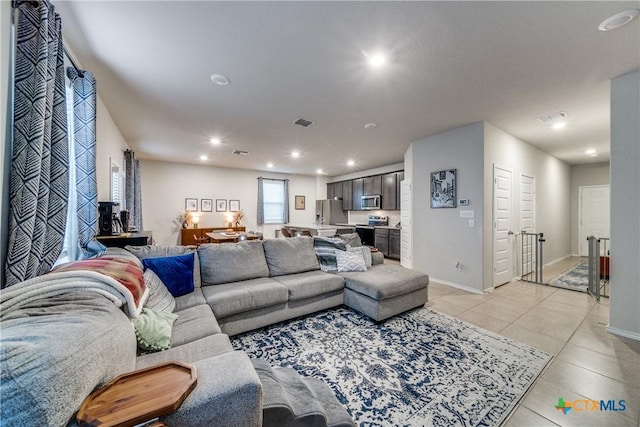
[143,269,176,313]
[336,249,367,272]
[348,246,372,268]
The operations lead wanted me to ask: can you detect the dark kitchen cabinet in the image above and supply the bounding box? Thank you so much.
[326,182,335,199]
[342,180,353,210]
[375,228,389,257]
[363,175,382,196]
[381,173,398,210]
[389,229,401,259]
[352,178,364,210]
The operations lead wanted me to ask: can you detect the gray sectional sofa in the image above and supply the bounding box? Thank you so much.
[1,236,428,427]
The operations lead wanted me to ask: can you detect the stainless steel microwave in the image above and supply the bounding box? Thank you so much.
[361,194,381,210]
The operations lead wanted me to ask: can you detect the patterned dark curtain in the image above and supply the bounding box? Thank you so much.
[5,0,68,286]
[67,67,105,258]
[124,150,143,231]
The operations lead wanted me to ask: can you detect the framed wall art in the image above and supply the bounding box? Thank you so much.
[295,195,305,210]
[216,199,227,212]
[185,198,198,212]
[229,200,240,212]
[201,198,213,212]
[430,169,457,208]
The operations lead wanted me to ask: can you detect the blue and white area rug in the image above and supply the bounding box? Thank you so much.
[232,307,551,426]
[549,259,588,293]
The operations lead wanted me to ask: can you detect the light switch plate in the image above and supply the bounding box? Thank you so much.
[460,210,475,218]
[468,219,475,227]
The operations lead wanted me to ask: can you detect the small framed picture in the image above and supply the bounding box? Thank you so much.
[216,199,227,212]
[185,198,198,212]
[201,199,213,212]
[430,169,457,208]
[295,195,305,210]
[229,200,240,212]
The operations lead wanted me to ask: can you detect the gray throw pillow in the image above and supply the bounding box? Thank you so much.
[339,233,362,247]
[143,269,176,313]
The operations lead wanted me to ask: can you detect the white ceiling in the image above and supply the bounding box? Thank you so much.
[56,1,640,177]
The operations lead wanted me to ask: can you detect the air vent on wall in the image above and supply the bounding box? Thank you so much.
[232,149,249,156]
[293,118,314,127]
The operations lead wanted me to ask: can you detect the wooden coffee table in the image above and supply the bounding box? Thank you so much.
[77,361,197,427]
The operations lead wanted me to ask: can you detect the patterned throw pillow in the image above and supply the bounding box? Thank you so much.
[143,269,176,313]
[349,246,372,268]
[132,307,178,352]
[315,247,338,272]
[336,249,367,272]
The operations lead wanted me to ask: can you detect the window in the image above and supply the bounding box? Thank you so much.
[262,179,286,224]
[111,162,125,207]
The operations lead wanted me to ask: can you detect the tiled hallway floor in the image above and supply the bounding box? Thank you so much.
[425,258,640,426]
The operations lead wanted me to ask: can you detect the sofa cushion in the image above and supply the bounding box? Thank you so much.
[171,304,222,347]
[0,292,136,427]
[142,253,195,297]
[198,241,270,285]
[136,333,234,370]
[273,270,345,302]
[126,244,202,287]
[339,264,428,300]
[143,269,176,312]
[202,277,288,318]
[174,287,207,312]
[263,236,319,276]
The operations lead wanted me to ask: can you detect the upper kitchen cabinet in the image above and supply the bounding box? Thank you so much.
[381,173,397,210]
[342,180,353,211]
[352,178,364,210]
[363,175,382,196]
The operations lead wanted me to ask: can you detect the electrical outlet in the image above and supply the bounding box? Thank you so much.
[455,261,462,271]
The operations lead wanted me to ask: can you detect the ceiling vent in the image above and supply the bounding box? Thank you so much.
[293,118,314,128]
[537,111,567,123]
[232,149,249,156]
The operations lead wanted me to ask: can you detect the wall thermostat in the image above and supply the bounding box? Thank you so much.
[459,199,469,206]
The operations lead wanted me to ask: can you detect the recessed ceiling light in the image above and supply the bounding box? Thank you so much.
[585,148,596,155]
[266,162,274,168]
[316,168,324,175]
[364,123,377,129]
[347,159,355,167]
[367,53,387,68]
[209,137,221,145]
[291,151,300,158]
[199,155,208,161]
[598,9,639,31]
[552,122,567,130]
[210,73,230,86]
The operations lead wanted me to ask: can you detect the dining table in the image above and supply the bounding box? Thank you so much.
[205,231,261,243]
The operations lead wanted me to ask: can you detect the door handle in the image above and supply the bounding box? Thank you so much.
[508,231,514,235]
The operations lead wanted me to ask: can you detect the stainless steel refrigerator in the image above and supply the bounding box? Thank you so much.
[315,199,347,225]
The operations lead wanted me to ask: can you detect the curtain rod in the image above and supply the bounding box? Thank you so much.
[63,46,84,77]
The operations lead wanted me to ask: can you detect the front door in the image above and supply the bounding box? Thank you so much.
[579,185,610,256]
[493,166,513,287]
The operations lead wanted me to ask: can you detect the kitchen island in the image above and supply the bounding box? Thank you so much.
[283,224,356,237]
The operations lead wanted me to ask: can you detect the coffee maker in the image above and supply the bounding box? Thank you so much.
[119,210,130,232]
[98,201,120,236]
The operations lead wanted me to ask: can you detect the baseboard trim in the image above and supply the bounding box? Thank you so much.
[429,277,484,295]
[606,325,640,341]
[544,254,573,267]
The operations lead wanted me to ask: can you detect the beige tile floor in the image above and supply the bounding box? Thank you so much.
[422,257,640,426]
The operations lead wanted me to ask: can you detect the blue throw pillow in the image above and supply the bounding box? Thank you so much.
[142,253,194,297]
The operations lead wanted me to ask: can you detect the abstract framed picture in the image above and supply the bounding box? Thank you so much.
[185,198,198,212]
[216,199,227,212]
[430,169,457,208]
[201,199,213,212]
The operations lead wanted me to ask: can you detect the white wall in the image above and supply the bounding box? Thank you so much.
[95,97,131,201]
[570,163,610,255]
[609,70,640,340]
[408,123,485,292]
[140,159,324,245]
[483,123,571,288]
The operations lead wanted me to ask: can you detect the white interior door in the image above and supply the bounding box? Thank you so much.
[579,185,610,256]
[494,166,513,287]
[400,178,412,268]
[520,174,536,276]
